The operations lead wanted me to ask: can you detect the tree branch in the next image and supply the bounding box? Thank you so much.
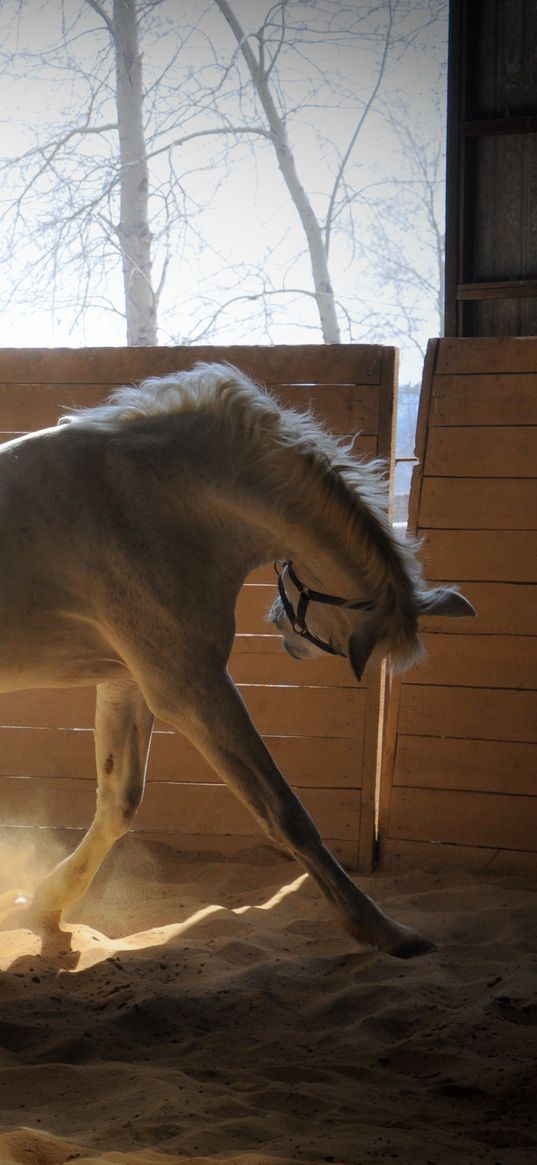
[324,0,395,257]
[85,0,116,39]
[214,0,341,342]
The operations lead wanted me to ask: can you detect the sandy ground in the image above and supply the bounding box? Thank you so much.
[0,835,535,1165]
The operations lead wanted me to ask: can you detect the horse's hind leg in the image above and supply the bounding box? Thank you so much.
[29,679,154,929]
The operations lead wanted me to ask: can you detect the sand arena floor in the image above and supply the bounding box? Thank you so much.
[0,836,536,1165]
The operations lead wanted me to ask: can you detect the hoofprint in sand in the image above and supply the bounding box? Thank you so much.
[0,836,535,1165]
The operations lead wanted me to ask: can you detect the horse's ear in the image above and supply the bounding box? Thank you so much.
[419,587,476,618]
[347,629,376,682]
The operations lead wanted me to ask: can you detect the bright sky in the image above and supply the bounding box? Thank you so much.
[0,0,448,406]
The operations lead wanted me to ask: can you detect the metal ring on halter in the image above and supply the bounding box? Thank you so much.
[274,561,375,657]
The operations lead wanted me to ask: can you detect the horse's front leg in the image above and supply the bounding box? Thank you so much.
[148,665,435,960]
[27,678,154,931]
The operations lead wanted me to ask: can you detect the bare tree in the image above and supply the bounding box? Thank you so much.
[366,101,446,358]
[213,0,355,341]
[0,0,447,353]
[0,0,172,344]
[109,0,155,344]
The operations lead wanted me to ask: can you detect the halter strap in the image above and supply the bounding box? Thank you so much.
[275,561,375,657]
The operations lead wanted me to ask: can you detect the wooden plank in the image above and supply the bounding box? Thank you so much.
[0,689,96,729]
[0,384,107,431]
[430,373,537,426]
[0,774,96,828]
[377,348,398,473]
[424,426,537,477]
[0,726,362,790]
[0,775,360,841]
[256,736,363,789]
[229,635,357,688]
[393,735,537,796]
[387,786,537,851]
[273,384,380,435]
[459,280,537,301]
[419,477,537,529]
[240,685,366,739]
[435,337,537,375]
[0,727,95,779]
[399,685,537,742]
[421,582,537,635]
[149,733,364,790]
[408,633,537,689]
[0,381,381,437]
[381,837,537,874]
[358,665,385,873]
[381,338,537,869]
[420,529,537,582]
[138,783,360,839]
[406,339,437,538]
[235,585,276,633]
[0,345,388,386]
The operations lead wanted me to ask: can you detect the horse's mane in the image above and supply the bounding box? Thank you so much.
[63,360,397,544]
[63,362,384,497]
[65,362,429,669]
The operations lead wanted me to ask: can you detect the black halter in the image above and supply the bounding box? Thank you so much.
[275,561,376,657]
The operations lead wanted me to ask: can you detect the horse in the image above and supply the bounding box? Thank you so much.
[0,362,474,958]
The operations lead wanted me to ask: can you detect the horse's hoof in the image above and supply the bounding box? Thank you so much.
[389,932,437,960]
[341,912,437,960]
[28,904,63,936]
[380,917,437,959]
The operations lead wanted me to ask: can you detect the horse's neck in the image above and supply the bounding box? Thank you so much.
[171,420,381,602]
[228,476,368,601]
[277,542,366,603]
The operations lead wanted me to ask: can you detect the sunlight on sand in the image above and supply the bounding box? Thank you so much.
[0,873,310,972]
[232,873,308,914]
[0,1126,275,1164]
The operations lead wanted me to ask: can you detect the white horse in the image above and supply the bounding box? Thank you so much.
[0,363,474,957]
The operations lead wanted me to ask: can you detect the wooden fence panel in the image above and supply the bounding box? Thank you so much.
[381,337,537,871]
[0,345,397,871]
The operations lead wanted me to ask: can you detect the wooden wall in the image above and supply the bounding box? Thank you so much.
[445,0,537,336]
[0,345,397,871]
[381,337,537,871]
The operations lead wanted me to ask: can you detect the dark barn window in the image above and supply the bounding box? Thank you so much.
[445,0,537,336]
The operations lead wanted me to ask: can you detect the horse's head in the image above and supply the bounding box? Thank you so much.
[268,560,381,675]
[268,561,475,681]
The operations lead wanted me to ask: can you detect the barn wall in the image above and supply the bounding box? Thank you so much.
[445,0,537,336]
[380,337,537,871]
[0,345,397,872]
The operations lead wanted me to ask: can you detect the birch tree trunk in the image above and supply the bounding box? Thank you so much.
[113,0,156,345]
[214,0,341,343]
